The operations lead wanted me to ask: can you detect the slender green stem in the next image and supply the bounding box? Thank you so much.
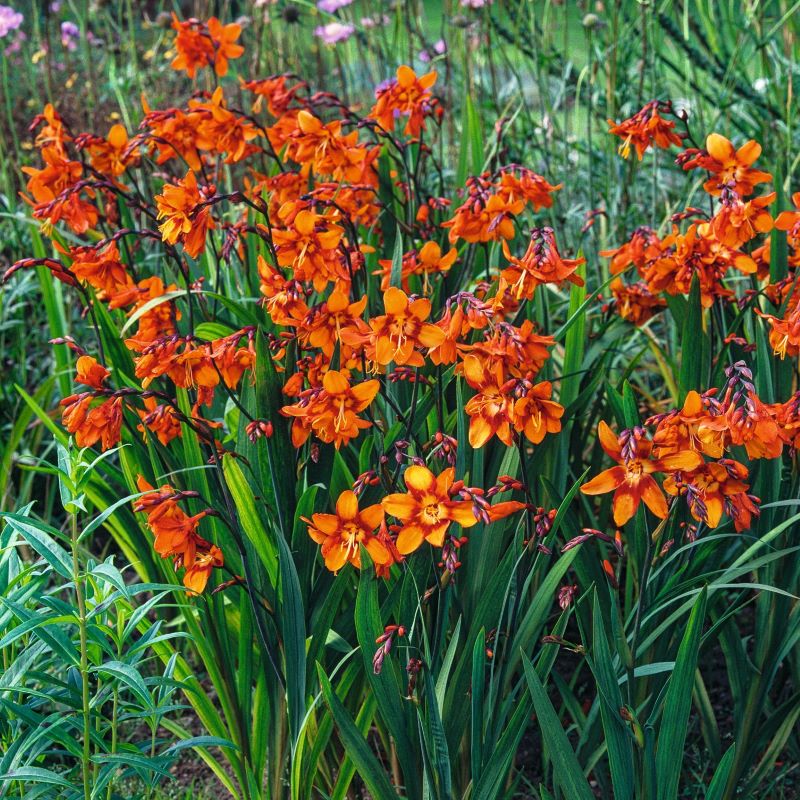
[71,511,92,800]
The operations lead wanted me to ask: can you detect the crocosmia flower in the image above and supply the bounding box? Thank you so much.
[305,490,391,572]
[382,466,477,554]
[580,421,703,526]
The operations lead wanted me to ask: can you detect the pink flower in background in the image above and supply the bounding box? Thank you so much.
[3,27,23,55]
[316,0,353,13]
[61,20,78,51]
[0,5,23,38]
[420,38,447,62]
[461,0,493,7]
[361,15,389,29]
[314,21,354,44]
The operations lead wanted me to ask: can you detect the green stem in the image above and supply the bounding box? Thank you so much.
[71,511,92,800]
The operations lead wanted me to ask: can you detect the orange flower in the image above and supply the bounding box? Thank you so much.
[31,103,71,155]
[382,466,477,554]
[293,289,367,358]
[719,393,782,460]
[442,174,524,244]
[257,255,309,326]
[462,355,515,447]
[67,241,132,297]
[137,397,182,447]
[280,369,380,448]
[709,189,774,248]
[120,276,181,347]
[663,459,756,530]
[84,124,139,180]
[142,105,204,171]
[775,192,800,239]
[773,392,800,450]
[344,287,446,367]
[651,390,725,459]
[188,87,258,163]
[155,170,216,258]
[580,422,703,526]
[242,75,303,116]
[305,490,390,572]
[463,320,553,380]
[284,110,379,182]
[22,146,98,233]
[501,228,585,300]
[170,15,243,78]
[307,183,381,229]
[376,241,457,292]
[644,222,756,308]
[206,17,244,77]
[133,339,219,391]
[170,15,214,77]
[427,304,466,366]
[134,476,223,592]
[60,395,123,451]
[600,227,662,276]
[497,168,562,212]
[607,101,682,160]
[682,133,772,196]
[757,299,800,360]
[75,355,109,390]
[368,65,437,138]
[609,278,666,326]
[135,477,199,557]
[270,205,346,292]
[511,381,564,444]
[182,545,225,593]
[249,170,307,219]
[210,333,255,389]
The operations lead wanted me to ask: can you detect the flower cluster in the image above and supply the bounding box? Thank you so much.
[579,362,800,531]
[9,25,800,599]
[134,477,223,592]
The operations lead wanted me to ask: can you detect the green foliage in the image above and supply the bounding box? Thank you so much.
[2,2,800,799]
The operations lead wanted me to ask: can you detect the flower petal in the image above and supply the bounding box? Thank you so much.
[447,501,479,527]
[639,476,668,519]
[382,493,417,520]
[581,466,625,495]
[359,503,384,531]
[404,464,435,493]
[612,486,638,526]
[396,524,425,554]
[336,490,359,521]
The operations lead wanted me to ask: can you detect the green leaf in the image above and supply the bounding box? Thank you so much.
[276,532,307,751]
[389,230,404,289]
[0,766,75,789]
[677,275,707,399]
[0,513,72,579]
[435,616,461,713]
[93,660,153,710]
[420,664,453,798]
[355,551,420,800]
[316,664,398,800]
[588,592,634,800]
[161,736,239,755]
[522,653,595,800]
[560,257,587,410]
[223,457,278,586]
[705,744,735,800]
[456,94,483,185]
[656,587,708,800]
[470,629,486,783]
